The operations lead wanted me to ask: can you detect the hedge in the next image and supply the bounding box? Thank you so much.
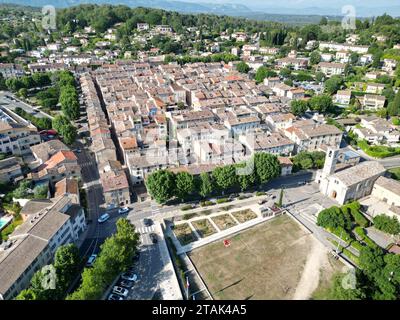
[342,202,369,228]
[357,140,400,158]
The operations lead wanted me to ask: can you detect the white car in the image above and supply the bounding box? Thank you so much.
[108,293,123,300]
[98,213,110,223]
[118,207,129,214]
[113,286,129,298]
[121,272,138,282]
[86,254,97,267]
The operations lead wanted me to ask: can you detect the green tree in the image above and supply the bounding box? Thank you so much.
[198,172,213,198]
[315,71,325,82]
[329,273,365,300]
[359,246,385,278]
[324,75,344,95]
[236,61,250,73]
[387,90,400,116]
[373,214,400,235]
[145,170,175,204]
[52,115,70,134]
[212,165,238,191]
[175,172,195,201]
[310,51,321,65]
[54,244,80,293]
[309,94,334,114]
[290,99,309,116]
[62,124,77,145]
[254,66,269,83]
[236,161,256,191]
[254,153,280,184]
[15,289,38,300]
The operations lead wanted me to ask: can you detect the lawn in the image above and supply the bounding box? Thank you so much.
[310,256,346,300]
[389,167,400,181]
[231,209,258,223]
[172,223,198,246]
[211,214,237,231]
[357,140,400,158]
[189,215,314,299]
[191,219,217,238]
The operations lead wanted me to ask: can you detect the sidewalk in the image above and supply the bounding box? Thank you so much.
[157,222,184,300]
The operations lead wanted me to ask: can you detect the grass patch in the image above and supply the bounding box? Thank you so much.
[191,219,217,238]
[1,214,23,240]
[389,167,400,181]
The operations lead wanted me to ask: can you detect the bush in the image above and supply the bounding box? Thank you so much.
[216,197,229,204]
[256,191,266,196]
[181,204,194,211]
[373,214,400,235]
[342,201,369,228]
[200,200,214,207]
[317,206,352,231]
[354,226,377,248]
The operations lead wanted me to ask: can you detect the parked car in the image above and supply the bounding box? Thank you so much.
[86,254,97,267]
[113,286,129,298]
[143,218,153,226]
[150,233,158,244]
[297,181,306,186]
[98,213,110,223]
[108,293,124,300]
[118,207,129,214]
[258,199,267,205]
[229,193,239,200]
[119,280,134,289]
[121,272,138,282]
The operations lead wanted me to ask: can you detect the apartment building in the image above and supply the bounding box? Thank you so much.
[0,157,23,183]
[284,121,343,152]
[0,195,86,300]
[0,121,41,156]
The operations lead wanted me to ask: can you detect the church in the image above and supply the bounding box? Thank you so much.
[315,148,386,205]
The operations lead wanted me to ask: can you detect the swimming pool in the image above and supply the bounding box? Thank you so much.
[0,216,13,231]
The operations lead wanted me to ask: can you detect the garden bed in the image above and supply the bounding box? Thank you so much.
[173,223,198,245]
[191,219,217,238]
[211,214,238,231]
[231,209,258,223]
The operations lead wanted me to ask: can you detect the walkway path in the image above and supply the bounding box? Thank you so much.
[292,237,329,300]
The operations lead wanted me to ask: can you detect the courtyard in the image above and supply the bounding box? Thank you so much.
[189,214,346,300]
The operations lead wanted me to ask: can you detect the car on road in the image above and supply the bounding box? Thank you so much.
[108,293,124,300]
[118,207,130,214]
[143,218,153,226]
[112,286,129,298]
[73,148,82,153]
[98,213,110,223]
[228,193,239,200]
[121,272,138,282]
[150,233,158,244]
[86,254,97,267]
[258,198,268,205]
[119,280,134,289]
[297,181,306,186]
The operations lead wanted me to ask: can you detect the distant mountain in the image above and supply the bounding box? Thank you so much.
[0,0,253,16]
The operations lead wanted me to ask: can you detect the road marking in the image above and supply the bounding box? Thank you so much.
[137,225,155,234]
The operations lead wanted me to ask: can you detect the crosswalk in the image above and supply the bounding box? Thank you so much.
[137,225,155,234]
[80,161,96,168]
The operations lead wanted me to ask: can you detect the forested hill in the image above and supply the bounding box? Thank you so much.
[55,4,287,34]
[0,0,253,16]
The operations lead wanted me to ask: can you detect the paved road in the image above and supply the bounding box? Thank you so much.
[0,91,53,120]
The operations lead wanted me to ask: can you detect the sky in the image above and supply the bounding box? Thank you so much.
[177,0,400,16]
